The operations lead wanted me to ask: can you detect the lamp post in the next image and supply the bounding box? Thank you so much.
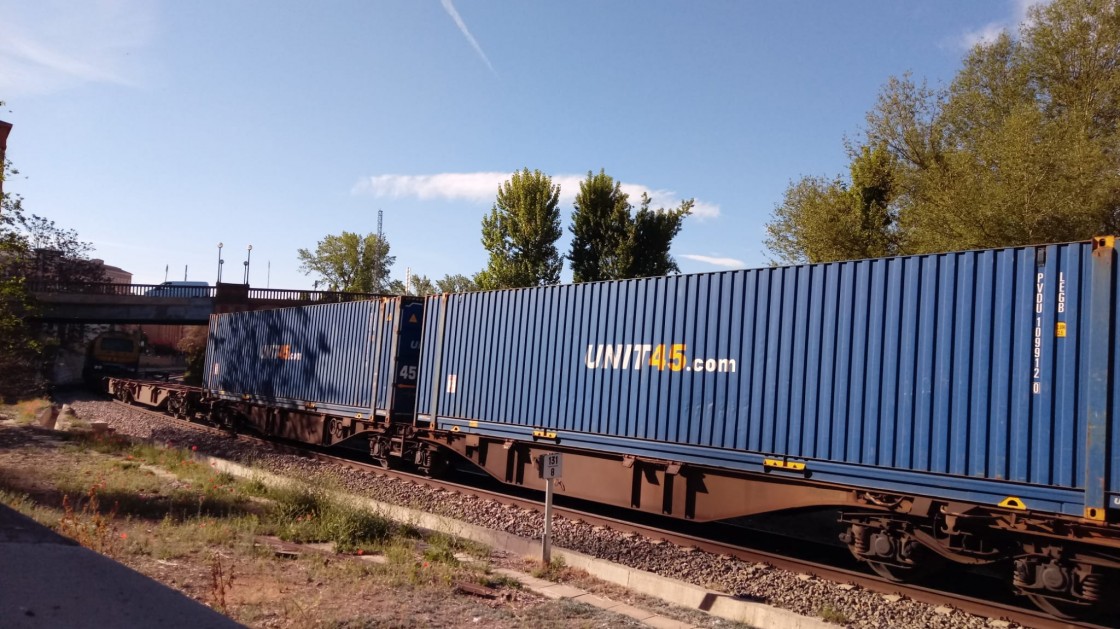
[243,244,252,285]
[216,242,224,284]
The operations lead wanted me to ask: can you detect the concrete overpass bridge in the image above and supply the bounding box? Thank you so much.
[27,281,380,325]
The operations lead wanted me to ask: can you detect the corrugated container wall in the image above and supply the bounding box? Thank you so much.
[205,298,424,419]
[417,241,1119,516]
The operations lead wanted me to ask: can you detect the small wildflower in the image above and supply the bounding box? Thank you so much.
[357,549,364,556]
[191,445,198,452]
[120,533,127,539]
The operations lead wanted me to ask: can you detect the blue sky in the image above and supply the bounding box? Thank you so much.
[1,0,1041,289]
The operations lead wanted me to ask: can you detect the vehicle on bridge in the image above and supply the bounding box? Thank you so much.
[144,281,211,297]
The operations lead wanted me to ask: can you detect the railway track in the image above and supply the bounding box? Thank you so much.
[110,400,1111,629]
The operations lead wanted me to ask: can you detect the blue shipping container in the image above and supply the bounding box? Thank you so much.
[205,297,424,419]
[417,240,1120,518]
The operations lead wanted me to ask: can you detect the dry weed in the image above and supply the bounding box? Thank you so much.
[210,554,236,613]
[58,486,122,555]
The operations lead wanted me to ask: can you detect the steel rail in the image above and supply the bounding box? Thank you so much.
[110,400,1108,629]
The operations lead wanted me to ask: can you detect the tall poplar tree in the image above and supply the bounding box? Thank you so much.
[569,170,693,281]
[626,194,693,278]
[569,170,632,282]
[477,168,563,289]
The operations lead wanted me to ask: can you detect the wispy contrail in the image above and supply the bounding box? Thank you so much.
[440,0,497,76]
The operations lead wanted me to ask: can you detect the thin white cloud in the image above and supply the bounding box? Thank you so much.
[0,0,154,95]
[355,172,509,203]
[440,0,497,77]
[957,0,1047,50]
[960,23,1008,49]
[614,182,720,219]
[353,172,720,219]
[681,254,745,269]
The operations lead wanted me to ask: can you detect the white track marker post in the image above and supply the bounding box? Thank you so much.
[537,452,563,565]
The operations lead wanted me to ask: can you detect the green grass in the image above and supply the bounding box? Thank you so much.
[0,488,59,525]
[1,430,510,611]
[819,604,851,625]
[254,482,394,552]
[0,398,52,425]
[531,556,568,581]
[479,573,522,590]
[371,538,466,588]
[49,455,251,522]
[12,433,447,559]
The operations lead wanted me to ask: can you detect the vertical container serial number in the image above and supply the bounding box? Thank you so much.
[1033,272,1044,395]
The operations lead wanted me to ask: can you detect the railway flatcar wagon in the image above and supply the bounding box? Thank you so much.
[417,238,1120,616]
[202,297,428,464]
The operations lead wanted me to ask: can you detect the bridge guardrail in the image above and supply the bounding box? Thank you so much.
[26,281,384,303]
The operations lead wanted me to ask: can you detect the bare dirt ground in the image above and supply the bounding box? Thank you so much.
[0,419,652,628]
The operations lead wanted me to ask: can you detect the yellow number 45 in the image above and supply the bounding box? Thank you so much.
[649,344,687,371]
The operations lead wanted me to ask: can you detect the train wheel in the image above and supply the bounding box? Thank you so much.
[844,520,942,583]
[166,396,185,418]
[417,450,447,477]
[1014,549,1110,620]
[369,437,393,469]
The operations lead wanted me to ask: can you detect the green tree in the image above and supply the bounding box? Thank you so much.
[0,250,43,402]
[568,170,693,281]
[297,231,395,292]
[435,273,477,293]
[767,0,1120,261]
[569,170,632,282]
[0,112,46,399]
[388,274,438,296]
[176,326,208,386]
[626,194,693,278]
[765,144,898,264]
[9,214,106,283]
[477,168,563,289]
[409,274,436,296]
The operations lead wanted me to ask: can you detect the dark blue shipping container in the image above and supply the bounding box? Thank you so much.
[417,239,1120,519]
[205,297,424,419]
